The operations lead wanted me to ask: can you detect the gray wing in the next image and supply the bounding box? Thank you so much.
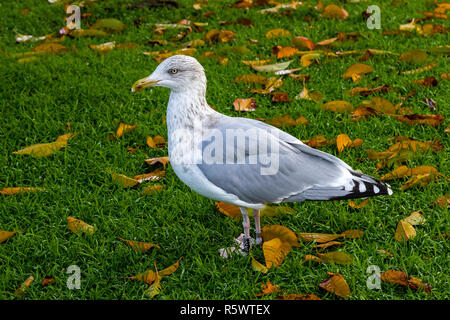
[197,115,391,205]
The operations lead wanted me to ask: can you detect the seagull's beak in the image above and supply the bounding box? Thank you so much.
[131,76,160,92]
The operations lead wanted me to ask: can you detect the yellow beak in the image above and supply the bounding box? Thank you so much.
[131,77,160,92]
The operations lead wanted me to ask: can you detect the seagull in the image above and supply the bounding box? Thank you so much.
[132,55,392,252]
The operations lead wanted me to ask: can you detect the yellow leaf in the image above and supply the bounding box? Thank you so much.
[233,98,257,112]
[115,122,137,138]
[12,133,77,157]
[215,202,241,219]
[349,199,369,209]
[394,219,416,241]
[108,170,140,188]
[140,184,164,195]
[133,169,165,183]
[322,4,348,19]
[89,41,116,54]
[0,187,44,195]
[336,134,352,152]
[262,225,299,247]
[297,232,341,243]
[263,238,291,268]
[343,63,373,79]
[159,259,181,277]
[340,229,364,239]
[0,230,24,243]
[401,174,434,191]
[67,216,95,235]
[251,257,268,273]
[129,270,157,285]
[146,136,167,148]
[119,238,160,253]
[265,28,291,39]
[403,211,426,226]
[144,275,162,298]
[321,100,354,113]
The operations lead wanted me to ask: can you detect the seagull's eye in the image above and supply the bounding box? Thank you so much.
[169,68,179,75]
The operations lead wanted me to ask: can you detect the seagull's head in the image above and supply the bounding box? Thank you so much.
[131,55,206,93]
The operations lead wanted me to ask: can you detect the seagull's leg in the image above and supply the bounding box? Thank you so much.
[239,207,251,252]
[253,209,262,245]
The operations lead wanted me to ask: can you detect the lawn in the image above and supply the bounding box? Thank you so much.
[0,0,448,300]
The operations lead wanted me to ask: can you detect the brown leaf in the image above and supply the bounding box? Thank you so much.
[292,36,315,50]
[255,281,279,296]
[341,229,364,239]
[319,272,350,298]
[336,134,352,152]
[307,251,353,264]
[398,49,428,64]
[145,156,170,169]
[392,114,444,127]
[347,85,392,96]
[262,225,299,247]
[234,74,267,85]
[412,76,438,87]
[89,41,116,54]
[394,219,416,241]
[265,114,308,127]
[272,46,299,59]
[119,238,160,253]
[31,43,70,55]
[263,238,291,268]
[401,60,436,75]
[41,276,55,287]
[108,170,140,188]
[233,98,257,112]
[302,135,335,148]
[400,174,434,191]
[67,216,95,235]
[433,195,449,209]
[380,165,441,181]
[315,241,343,249]
[381,270,431,293]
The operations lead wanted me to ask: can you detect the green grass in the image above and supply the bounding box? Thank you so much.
[0,0,449,300]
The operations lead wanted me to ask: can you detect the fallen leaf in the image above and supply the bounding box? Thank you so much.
[141,184,165,195]
[145,156,170,169]
[336,134,352,152]
[343,63,373,80]
[321,100,354,113]
[67,216,95,235]
[263,238,291,268]
[129,270,157,285]
[349,199,370,209]
[31,43,70,55]
[300,53,321,67]
[302,135,336,148]
[297,233,341,243]
[147,136,167,148]
[1,187,44,195]
[215,201,241,219]
[306,251,353,264]
[0,230,24,243]
[322,4,348,19]
[13,133,77,157]
[115,122,137,139]
[398,49,428,64]
[233,98,257,111]
[276,293,321,300]
[401,60,436,75]
[41,276,55,287]
[319,272,350,298]
[391,114,444,127]
[412,76,438,87]
[89,41,116,54]
[401,173,435,191]
[255,281,279,296]
[119,238,160,253]
[234,74,267,85]
[144,274,162,298]
[14,275,34,298]
[292,36,314,50]
[433,195,449,209]
[340,229,364,239]
[133,169,165,183]
[91,18,125,32]
[265,28,291,39]
[262,225,299,247]
[251,257,268,273]
[315,241,343,249]
[403,211,426,226]
[108,170,140,188]
[252,60,292,73]
[380,165,441,181]
[265,114,308,127]
[394,219,416,241]
[381,270,431,293]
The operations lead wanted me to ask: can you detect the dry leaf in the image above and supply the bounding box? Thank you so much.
[380,165,440,181]
[292,36,315,50]
[133,169,165,183]
[1,187,44,195]
[262,225,299,247]
[144,274,162,298]
[14,275,34,298]
[394,219,416,241]
[341,229,364,239]
[255,281,279,296]
[276,293,321,300]
[147,136,167,148]
[306,251,353,264]
[302,135,336,148]
[433,195,449,209]
[343,63,373,80]
[145,156,170,169]
[322,100,354,113]
[403,211,426,226]
[141,184,165,195]
[251,257,268,273]
[336,134,352,152]
[252,60,292,72]
[129,270,157,285]
[392,114,444,127]
[297,233,341,243]
[265,114,308,127]
[0,230,24,243]
[233,98,257,111]
[263,238,291,268]
[322,4,348,19]
[401,174,434,190]
[319,272,350,298]
[13,133,77,157]
[315,241,343,249]
[115,122,137,139]
[89,41,116,54]
[234,74,267,85]
[265,28,291,39]
[215,201,241,219]
[349,199,370,209]
[67,216,95,235]
[381,270,431,293]
[119,238,160,253]
[108,170,140,188]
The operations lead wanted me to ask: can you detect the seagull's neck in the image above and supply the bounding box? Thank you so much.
[166,85,217,133]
